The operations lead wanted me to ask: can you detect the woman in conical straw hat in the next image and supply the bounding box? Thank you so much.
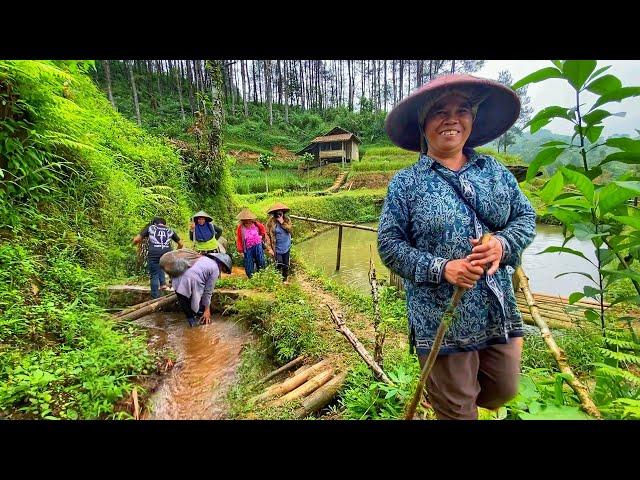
[377,73,537,420]
[189,210,223,253]
[265,202,293,284]
[235,208,272,278]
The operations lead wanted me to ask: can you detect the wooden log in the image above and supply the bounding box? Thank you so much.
[516,267,602,419]
[294,371,349,419]
[114,294,169,318]
[117,293,177,321]
[257,355,306,385]
[252,359,332,404]
[268,368,334,407]
[326,304,393,385]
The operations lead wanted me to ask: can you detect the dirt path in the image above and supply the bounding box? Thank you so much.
[293,269,407,353]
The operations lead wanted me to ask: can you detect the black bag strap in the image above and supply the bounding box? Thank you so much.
[431,166,500,232]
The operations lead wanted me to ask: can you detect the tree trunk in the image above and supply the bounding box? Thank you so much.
[252,60,258,103]
[299,60,305,110]
[264,60,273,126]
[283,60,289,122]
[384,60,387,111]
[186,60,196,114]
[392,60,396,106]
[276,59,282,105]
[155,60,163,99]
[347,60,353,111]
[241,60,249,117]
[102,60,116,109]
[207,59,225,161]
[451,59,456,74]
[126,60,142,126]
[173,60,186,121]
[399,60,404,102]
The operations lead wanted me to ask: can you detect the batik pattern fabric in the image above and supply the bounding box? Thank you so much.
[377,150,536,354]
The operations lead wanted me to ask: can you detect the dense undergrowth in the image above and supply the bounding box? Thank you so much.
[0,60,232,418]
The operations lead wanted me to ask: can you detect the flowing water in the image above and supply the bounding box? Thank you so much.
[296,223,598,297]
[136,312,252,420]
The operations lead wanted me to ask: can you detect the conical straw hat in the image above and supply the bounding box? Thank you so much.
[236,208,258,221]
[266,202,290,214]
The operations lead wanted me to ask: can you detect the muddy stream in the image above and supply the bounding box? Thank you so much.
[136,312,252,420]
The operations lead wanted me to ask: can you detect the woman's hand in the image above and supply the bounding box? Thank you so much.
[200,308,211,324]
[189,222,195,231]
[467,236,503,275]
[443,259,484,289]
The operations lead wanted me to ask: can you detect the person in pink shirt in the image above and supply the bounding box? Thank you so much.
[235,208,272,278]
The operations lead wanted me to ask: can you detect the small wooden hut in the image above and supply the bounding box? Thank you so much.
[297,127,361,168]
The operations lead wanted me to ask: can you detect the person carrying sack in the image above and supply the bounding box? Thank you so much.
[160,249,232,327]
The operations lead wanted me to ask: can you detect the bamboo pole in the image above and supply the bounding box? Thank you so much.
[289,214,377,232]
[326,304,393,385]
[516,267,602,419]
[294,371,349,418]
[252,359,332,404]
[117,293,177,321]
[257,355,306,385]
[268,368,334,407]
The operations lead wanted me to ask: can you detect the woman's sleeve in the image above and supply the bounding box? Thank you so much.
[235,225,243,253]
[493,169,537,267]
[377,173,449,285]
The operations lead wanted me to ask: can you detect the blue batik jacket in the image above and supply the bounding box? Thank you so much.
[377,151,536,355]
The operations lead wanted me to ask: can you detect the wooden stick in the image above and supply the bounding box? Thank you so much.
[369,248,385,369]
[252,359,332,404]
[516,267,602,419]
[326,304,393,385]
[117,293,177,321]
[294,371,349,419]
[268,368,334,407]
[257,355,306,385]
[405,233,492,420]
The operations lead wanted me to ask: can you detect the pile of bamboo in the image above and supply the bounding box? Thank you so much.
[252,356,348,418]
[515,291,609,329]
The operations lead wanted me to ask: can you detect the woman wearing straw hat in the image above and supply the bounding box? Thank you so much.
[377,74,536,420]
[235,208,272,278]
[189,210,223,254]
[265,202,293,284]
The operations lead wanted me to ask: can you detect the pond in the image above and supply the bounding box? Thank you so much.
[295,222,598,297]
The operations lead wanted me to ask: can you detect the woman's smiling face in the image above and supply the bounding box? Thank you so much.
[423,94,473,157]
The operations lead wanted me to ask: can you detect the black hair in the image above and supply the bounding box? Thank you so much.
[152,217,166,225]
